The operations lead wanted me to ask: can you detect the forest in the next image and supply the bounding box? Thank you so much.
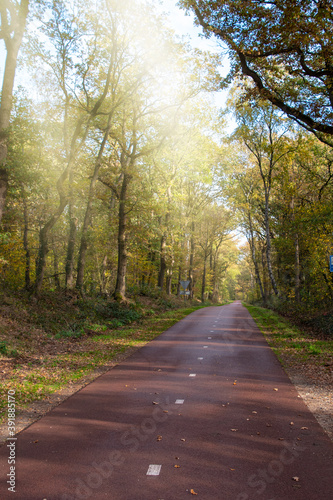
[0,0,333,321]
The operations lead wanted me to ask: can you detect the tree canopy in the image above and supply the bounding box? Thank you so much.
[179,0,333,145]
[1,0,333,317]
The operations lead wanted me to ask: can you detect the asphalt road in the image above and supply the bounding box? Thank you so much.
[1,301,333,500]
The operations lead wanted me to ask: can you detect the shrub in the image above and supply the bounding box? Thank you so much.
[0,341,8,355]
[76,297,141,325]
[54,327,85,340]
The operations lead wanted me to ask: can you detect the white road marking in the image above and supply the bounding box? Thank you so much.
[203,345,208,348]
[175,399,184,404]
[147,464,161,476]
[189,373,196,377]
[208,337,212,339]
[198,357,203,360]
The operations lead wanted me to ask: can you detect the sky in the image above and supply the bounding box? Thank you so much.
[158,0,221,51]
[0,0,232,127]
[158,0,234,134]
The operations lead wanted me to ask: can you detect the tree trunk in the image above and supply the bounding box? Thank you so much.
[264,193,279,296]
[65,215,77,288]
[157,233,167,289]
[22,194,31,290]
[34,193,68,295]
[261,245,269,304]
[0,169,9,226]
[147,251,155,286]
[188,221,195,298]
[166,236,174,295]
[295,232,300,302]
[114,173,130,302]
[52,238,61,290]
[100,255,108,294]
[290,195,301,303]
[248,213,265,303]
[166,269,172,295]
[35,227,49,295]
[211,254,219,302]
[177,266,182,295]
[76,121,111,292]
[201,256,207,302]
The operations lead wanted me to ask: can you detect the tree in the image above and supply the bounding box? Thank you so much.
[1,0,237,301]
[179,0,333,146]
[29,0,127,294]
[231,166,266,304]
[232,102,294,297]
[0,0,29,224]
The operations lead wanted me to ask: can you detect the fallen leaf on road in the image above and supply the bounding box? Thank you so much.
[231,429,238,432]
[175,456,180,460]
[174,465,180,468]
[266,423,272,427]
[152,401,159,405]
[278,437,285,440]
[273,388,278,391]
[252,411,257,414]
[290,422,294,425]
[233,381,237,385]
[190,489,198,495]
[163,410,168,413]
[34,440,38,443]
[157,435,162,441]
[292,477,300,481]
[181,438,186,442]
[301,427,308,430]
[230,468,235,471]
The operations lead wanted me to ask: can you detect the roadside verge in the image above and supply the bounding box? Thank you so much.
[245,304,333,441]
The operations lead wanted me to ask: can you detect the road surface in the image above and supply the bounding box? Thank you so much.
[1,301,332,499]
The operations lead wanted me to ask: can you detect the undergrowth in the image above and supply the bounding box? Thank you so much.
[244,304,333,368]
[0,290,224,424]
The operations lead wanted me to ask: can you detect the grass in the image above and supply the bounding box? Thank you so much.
[244,303,333,367]
[0,291,220,423]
